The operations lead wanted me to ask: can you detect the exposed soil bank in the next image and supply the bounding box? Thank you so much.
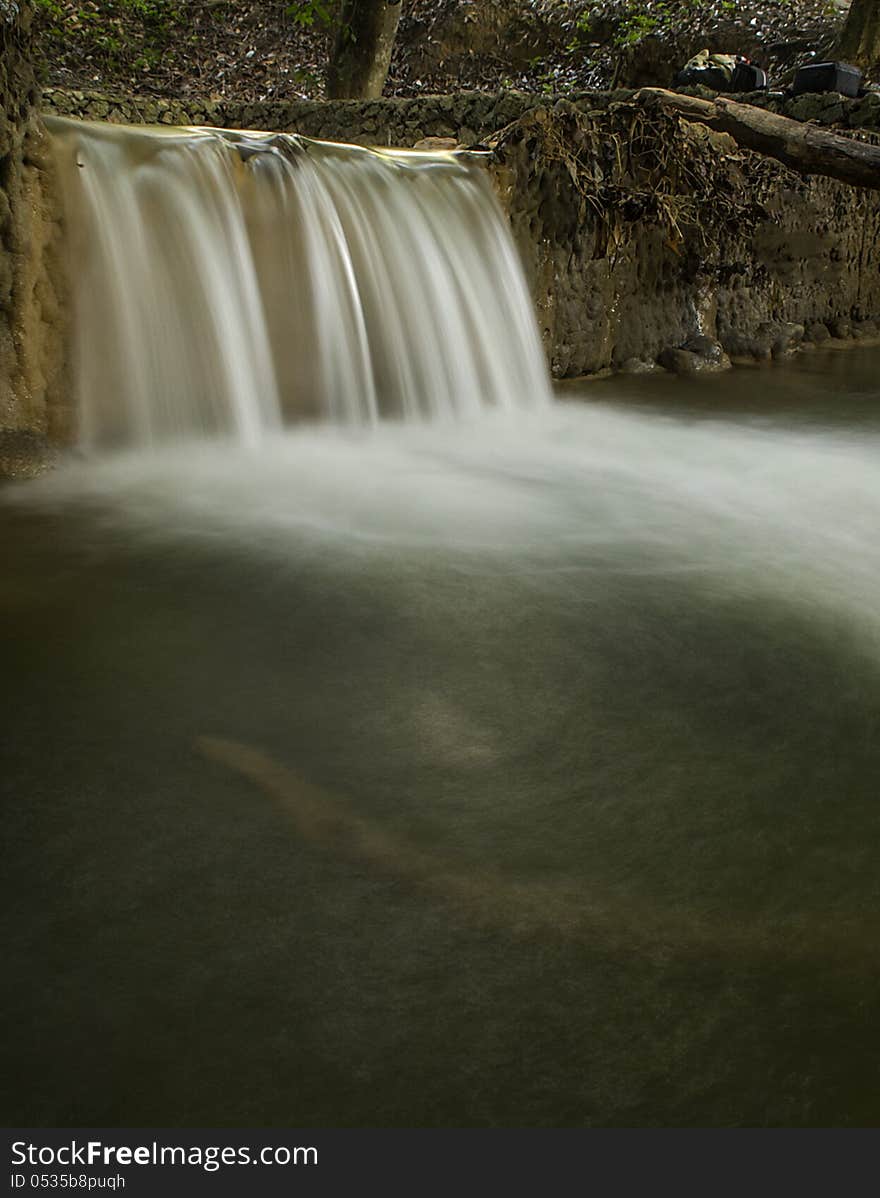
[491,100,880,378]
[0,10,66,448]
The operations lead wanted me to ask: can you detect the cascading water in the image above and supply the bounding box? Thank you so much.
[47,116,552,448]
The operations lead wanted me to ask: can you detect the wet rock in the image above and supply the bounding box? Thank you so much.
[619,356,658,374]
[658,338,731,376]
[804,320,831,343]
[720,329,773,362]
[658,348,699,375]
[852,319,879,339]
[413,136,458,151]
[829,317,852,339]
[0,430,58,480]
[683,335,727,365]
[757,320,804,358]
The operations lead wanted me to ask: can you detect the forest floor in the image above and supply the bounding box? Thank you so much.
[36,0,849,104]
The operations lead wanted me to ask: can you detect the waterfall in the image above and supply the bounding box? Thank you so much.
[47,117,551,448]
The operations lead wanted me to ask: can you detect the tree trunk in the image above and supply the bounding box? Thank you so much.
[835,0,880,72]
[635,88,880,191]
[326,0,402,100]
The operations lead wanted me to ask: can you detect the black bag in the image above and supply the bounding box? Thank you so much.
[676,56,768,94]
[675,65,733,91]
[791,61,862,97]
[732,61,769,92]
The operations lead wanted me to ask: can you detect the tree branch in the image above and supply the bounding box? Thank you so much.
[633,87,880,191]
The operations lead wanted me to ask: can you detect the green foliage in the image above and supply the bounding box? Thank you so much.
[34,0,66,38]
[124,0,178,24]
[612,1,704,48]
[285,1,331,28]
[291,64,323,89]
[573,0,747,50]
[35,0,183,71]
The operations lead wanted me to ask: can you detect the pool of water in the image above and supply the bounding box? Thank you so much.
[3,348,880,1127]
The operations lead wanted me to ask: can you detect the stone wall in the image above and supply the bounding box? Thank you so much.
[43,87,547,146]
[0,4,66,458]
[42,84,880,143]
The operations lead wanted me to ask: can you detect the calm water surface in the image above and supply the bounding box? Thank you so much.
[3,348,880,1127]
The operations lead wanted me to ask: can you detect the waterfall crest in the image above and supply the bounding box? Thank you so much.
[48,117,551,448]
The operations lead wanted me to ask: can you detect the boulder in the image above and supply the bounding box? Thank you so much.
[755,320,804,358]
[829,317,852,339]
[804,320,831,343]
[852,318,879,339]
[658,336,731,375]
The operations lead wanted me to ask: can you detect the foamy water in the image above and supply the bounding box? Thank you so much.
[13,402,880,644]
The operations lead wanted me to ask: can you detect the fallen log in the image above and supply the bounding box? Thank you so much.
[633,87,880,191]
